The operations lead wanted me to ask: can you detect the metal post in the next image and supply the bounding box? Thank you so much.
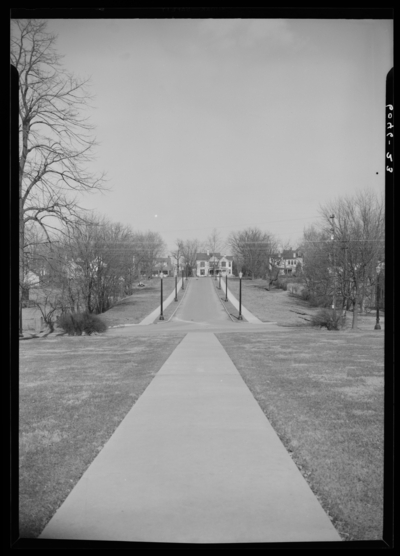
[159,274,164,320]
[225,274,228,302]
[375,267,381,330]
[238,272,243,320]
[342,243,348,318]
[330,215,336,322]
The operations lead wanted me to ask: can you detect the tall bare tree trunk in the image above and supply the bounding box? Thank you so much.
[352,284,359,329]
[19,195,24,335]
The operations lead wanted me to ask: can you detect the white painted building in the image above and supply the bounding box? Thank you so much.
[195,252,233,277]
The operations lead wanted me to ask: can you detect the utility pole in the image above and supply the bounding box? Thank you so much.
[330,215,336,321]
[342,242,348,319]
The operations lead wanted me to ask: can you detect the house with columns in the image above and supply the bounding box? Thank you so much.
[195,251,233,277]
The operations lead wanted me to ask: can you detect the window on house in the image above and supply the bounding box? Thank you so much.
[228,261,231,266]
[221,261,226,267]
[200,269,205,275]
[200,261,205,267]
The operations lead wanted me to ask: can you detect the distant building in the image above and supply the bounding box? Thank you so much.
[195,252,233,277]
[152,256,173,277]
[269,249,303,276]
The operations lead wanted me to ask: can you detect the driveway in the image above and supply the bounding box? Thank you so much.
[171,277,231,326]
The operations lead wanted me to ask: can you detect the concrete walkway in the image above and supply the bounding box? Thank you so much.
[40,332,341,543]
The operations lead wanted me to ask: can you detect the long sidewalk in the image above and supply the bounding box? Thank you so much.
[39,332,341,543]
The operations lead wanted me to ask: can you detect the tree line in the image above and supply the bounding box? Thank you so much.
[299,189,385,329]
[24,217,165,327]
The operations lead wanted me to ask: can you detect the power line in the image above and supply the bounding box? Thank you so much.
[154,216,320,234]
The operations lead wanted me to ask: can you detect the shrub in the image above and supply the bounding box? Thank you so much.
[276,279,288,291]
[301,288,333,308]
[301,288,312,301]
[57,312,107,335]
[311,308,345,331]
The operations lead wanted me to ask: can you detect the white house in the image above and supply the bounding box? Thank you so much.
[269,249,303,276]
[195,252,233,277]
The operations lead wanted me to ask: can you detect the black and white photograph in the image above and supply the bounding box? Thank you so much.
[11,9,393,547]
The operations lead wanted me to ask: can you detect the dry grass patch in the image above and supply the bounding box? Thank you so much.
[227,278,385,332]
[19,332,185,538]
[216,328,384,541]
[100,277,177,327]
[226,278,320,325]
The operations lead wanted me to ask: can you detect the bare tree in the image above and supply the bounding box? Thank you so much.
[11,19,106,332]
[228,227,278,280]
[320,190,385,329]
[299,225,333,305]
[205,228,226,277]
[181,239,202,276]
[61,216,146,314]
[170,239,185,275]
[206,228,225,253]
[301,190,384,329]
[132,231,166,281]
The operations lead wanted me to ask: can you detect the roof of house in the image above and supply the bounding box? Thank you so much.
[281,249,303,259]
[196,253,233,261]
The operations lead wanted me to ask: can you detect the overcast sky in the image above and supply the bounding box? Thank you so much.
[41,18,392,253]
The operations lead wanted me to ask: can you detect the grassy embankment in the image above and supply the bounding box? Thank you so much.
[225,277,384,330]
[100,276,178,327]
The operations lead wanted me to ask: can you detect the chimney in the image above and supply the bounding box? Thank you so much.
[207,250,209,256]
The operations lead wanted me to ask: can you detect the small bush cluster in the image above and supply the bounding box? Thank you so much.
[276,279,288,291]
[311,308,345,331]
[301,288,333,308]
[301,288,312,301]
[57,312,107,335]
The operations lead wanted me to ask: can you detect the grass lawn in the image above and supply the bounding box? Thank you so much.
[217,328,384,541]
[226,278,384,331]
[99,277,177,327]
[212,278,246,322]
[225,277,320,325]
[19,332,185,538]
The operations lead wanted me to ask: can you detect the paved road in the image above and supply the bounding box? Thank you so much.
[172,277,231,325]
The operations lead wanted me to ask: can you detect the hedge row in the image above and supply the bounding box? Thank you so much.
[57,312,107,335]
